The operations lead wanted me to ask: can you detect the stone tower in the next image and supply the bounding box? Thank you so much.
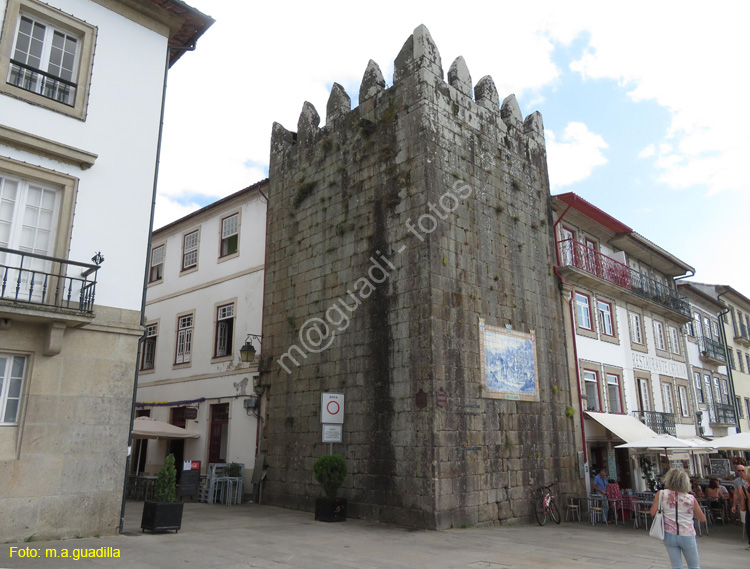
[260,25,580,528]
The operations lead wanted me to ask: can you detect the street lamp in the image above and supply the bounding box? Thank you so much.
[239,334,262,363]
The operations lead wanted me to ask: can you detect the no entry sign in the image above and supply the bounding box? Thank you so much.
[321,393,344,424]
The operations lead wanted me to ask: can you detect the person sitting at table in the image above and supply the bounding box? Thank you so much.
[690,478,704,498]
[593,467,610,523]
[705,478,722,498]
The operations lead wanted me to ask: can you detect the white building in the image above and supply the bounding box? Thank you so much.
[0,0,211,541]
[678,283,735,439]
[553,193,696,491]
[136,180,268,493]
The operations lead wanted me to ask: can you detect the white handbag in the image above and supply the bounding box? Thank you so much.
[649,491,665,540]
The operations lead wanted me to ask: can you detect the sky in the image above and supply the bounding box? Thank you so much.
[155,0,750,295]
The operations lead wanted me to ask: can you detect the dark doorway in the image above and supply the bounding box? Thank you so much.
[132,409,151,474]
[209,403,229,464]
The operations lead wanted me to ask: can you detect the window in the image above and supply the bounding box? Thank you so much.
[738,351,745,373]
[692,313,702,338]
[746,399,750,422]
[668,326,680,355]
[694,371,704,404]
[0,0,96,119]
[606,373,622,413]
[630,313,643,344]
[182,230,199,271]
[214,304,234,358]
[654,321,666,351]
[737,397,744,419]
[703,317,711,339]
[678,386,690,418]
[140,323,157,371]
[713,377,722,406]
[712,320,720,339]
[175,314,193,364]
[721,379,730,405]
[220,213,239,257]
[0,354,26,424]
[575,293,592,330]
[728,349,736,370]
[149,245,164,283]
[662,383,675,414]
[638,377,651,411]
[583,369,600,411]
[746,354,750,375]
[598,300,614,336]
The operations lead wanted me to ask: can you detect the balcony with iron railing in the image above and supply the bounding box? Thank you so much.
[632,410,676,435]
[0,247,101,320]
[698,336,727,365]
[735,323,750,347]
[711,403,736,426]
[7,59,77,106]
[557,239,690,318]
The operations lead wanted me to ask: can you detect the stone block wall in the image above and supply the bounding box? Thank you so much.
[261,24,581,529]
[0,307,142,542]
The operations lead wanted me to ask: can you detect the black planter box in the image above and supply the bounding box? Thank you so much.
[315,497,347,522]
[141,501,184,533]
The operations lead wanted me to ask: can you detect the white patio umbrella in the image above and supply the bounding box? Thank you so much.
[616,434,707,453]
[709,432,750,451]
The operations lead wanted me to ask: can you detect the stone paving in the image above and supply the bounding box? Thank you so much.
[1,501,747,568]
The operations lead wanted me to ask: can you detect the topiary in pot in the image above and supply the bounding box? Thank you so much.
[313,454,347,522]
[141,453,184,533]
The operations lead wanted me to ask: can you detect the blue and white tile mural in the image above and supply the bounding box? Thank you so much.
[479,319,539,401]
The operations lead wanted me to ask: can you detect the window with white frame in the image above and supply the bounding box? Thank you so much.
[630,313,643,344]
[0,353,26,424]
[149,245,164,283]
[214,304,234,358]
[598,300,614,336]
[703,317,711,339]
[175,314,193,364]
[182,230,199,271]
[606,373,622,413]
[575,293,592,330]
[638,377,651,411]
[692,313,702,338]
[220,213,239,257]
[678,385,690,418]
[662,383,675,414]
[583,369,600,411]
[140,323,157,371]
[712,320,720,339]
[0,0,96,119]
[721,379,730,405]
[668,326,680,355]
[712,377,722,406]
[654,321,666,351]
[694,371,704,404]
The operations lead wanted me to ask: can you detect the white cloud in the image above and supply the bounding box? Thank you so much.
[546,122,608,190]
[639,144,655,159]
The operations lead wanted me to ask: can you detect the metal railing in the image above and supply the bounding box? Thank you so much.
[698,336,727,363]
[0,247,100,314]
[7,59,77,106]
[712,403,736,425]
[632,410,676,435]
[557,239,690,316]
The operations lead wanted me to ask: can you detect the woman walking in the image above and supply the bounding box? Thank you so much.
[650,468,707,569]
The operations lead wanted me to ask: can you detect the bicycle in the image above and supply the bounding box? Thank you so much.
[534,482,561,526]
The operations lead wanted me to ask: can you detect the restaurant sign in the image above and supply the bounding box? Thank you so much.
[632,353,687,379]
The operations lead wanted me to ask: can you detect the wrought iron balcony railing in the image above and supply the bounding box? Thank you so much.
[7,59,77,107]
[711,403,736,425]
[557,239,690,317]
[632,410,676,435]
[0,247,100,315]
[698,336,727,363]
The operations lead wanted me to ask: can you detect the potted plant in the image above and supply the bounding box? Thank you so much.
[313,454,347,522]
[141,453,184,533]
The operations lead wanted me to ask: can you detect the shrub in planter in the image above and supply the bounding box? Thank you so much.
[141,454,184,533]
[313,454,347,522]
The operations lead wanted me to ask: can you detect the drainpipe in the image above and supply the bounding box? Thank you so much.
[717,288,740,434]
[119,42,196,533]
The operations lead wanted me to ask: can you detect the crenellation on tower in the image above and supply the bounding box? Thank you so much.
[261,23,580,529]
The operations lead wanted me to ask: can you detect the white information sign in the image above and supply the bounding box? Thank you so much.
[321,393,345,424]
[322,424,343,443]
